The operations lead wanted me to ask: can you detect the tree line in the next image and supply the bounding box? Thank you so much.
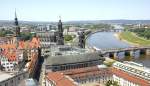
[131,28,150,40]
[0,29,33,41]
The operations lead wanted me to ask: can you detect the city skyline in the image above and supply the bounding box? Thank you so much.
[0,0,150,21]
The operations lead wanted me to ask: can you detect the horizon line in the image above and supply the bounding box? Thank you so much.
[1,19,150,22]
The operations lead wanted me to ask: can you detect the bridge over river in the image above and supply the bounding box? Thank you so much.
[92,47,150,59]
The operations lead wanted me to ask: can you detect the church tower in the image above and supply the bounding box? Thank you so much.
[12,11,21,46]
[78,31,85,48]
[56,17,64,45]
[14,11,20,37]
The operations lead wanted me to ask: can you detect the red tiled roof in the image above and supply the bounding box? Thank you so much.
[111,67,150,86]
[18,41,25,49]
[30,37,40,48]
[60,66,112,79]
[46,67,150,86]
[46,72,77,86]
[0,37,40,62]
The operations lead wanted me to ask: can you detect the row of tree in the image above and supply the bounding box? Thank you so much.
[0,29,33,41]
[82,24,114,30]
[64,23,114,30]
[0,30,14,37]
[131,28,150,39]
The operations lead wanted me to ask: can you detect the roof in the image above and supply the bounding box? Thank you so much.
[0,37,40,62]
[60,66,112,78]
[36,31,57,37]
[30,37,40,48]
[0,49,17,61]
[46,52,104,65]
[46,72,77,86]
[112,68,150,86]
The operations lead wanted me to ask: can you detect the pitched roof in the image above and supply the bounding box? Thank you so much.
[60,66,112,79]
[46,72,77,86]
[30,37,40,48]
[112,68,150,86]
[0,37,41,62]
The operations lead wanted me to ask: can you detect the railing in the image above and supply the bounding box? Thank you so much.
[113,62,150,80]
[99,46,150,53]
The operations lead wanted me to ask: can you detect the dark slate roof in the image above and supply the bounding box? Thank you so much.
[46,52,104,65]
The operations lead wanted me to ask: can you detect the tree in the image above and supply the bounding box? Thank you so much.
[105,80,119,86]
[0,30,14,37]
[131,28,150,40]
[64,35,73,41]
[20,32,33,41]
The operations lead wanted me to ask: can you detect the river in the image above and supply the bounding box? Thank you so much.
[86,32,150,68]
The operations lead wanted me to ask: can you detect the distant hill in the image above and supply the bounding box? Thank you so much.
[0,20,150,25]
[0,20,53,25]
[65,20,150,24]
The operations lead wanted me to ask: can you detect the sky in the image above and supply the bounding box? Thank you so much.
[0,0,150,21]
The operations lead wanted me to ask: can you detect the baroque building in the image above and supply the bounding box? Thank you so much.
[56,18,64,45]
[78,31,85,48]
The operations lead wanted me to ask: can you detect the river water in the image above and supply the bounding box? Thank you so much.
[86,32,150,68]
[86,32,131,49]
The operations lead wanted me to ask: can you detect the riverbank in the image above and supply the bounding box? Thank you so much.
[114,33,139,47]
[116,31,150,46]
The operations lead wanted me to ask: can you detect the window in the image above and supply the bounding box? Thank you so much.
[18,77,20,80]
[11,80,13,83]
[23,74,26,78]
[5,82,8,86]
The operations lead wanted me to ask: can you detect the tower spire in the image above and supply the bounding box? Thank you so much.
[14,10,20,37]
[59,16,61,20]
[15,9,17,18]
[14,10,18,26]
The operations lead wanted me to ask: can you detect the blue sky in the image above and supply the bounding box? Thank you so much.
[0,0,150,21]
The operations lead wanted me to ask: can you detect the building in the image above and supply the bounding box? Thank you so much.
[112,67,150,86]
[0,36,40,72]
[36,31,57,56]
[113,61,150,81]
[45,52,105,72]
[36,19,66,56]
[0,12,41,82]
[61,66,112,85]
[78,31,85,48]
[14,11,20,37]
[0,71,29,86]
[45,65,112,86]
[112,61,150,86]
[0,37,10,45]
[0,55,17,71]
[36,31,57,46]
[27,47,41,78]
[56,18,64,45]
[45,63,150,86]
[50,45,89,56]
[46,72,77,86]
